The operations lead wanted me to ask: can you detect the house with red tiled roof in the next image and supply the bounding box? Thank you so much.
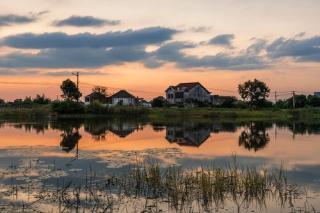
[165,82,212,105]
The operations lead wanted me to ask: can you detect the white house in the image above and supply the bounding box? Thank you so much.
[110,90,137,106]
[165,82,211,105]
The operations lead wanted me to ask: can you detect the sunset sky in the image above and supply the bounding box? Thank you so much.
[0,0,320,101]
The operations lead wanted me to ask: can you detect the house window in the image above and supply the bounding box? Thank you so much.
[175,92,184,99]
[167,93,174,99]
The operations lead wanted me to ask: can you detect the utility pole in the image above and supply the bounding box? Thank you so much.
[72,72,79,102]
[292,91,296,109]
[274,91,277,103]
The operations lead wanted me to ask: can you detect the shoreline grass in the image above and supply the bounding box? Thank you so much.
[1,104,320,122]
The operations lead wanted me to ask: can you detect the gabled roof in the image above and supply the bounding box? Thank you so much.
[165,82,210,94]
[111,90,136,99]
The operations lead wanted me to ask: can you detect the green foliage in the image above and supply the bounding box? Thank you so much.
[51,100,85,114]
[307,95,320,107]
[33,94,51,104]
[238,79,270,108]
[60,79,82,101]
[85,101,108,114]
[151,96,166,107]
[219,96,238,108]
[92,86,107,96]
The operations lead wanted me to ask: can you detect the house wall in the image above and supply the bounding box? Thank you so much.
[112,98,136,106]
[166,85,211,104]
[187,85,211,102]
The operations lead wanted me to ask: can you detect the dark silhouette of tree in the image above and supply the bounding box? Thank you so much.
[239,122,270,151]
[33,94,51,104]
[238,79,270,108]
[60,129,82,153]
[60,79,82,101]
[151,96,166,107]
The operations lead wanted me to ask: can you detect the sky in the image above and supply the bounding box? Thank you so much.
[0,0,320,101]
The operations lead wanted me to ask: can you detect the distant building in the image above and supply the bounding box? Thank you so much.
[314,92,320,97]
[84,92,110,105]
[110,90,137,106]
[137,98,152,108]
[165,82,211,105]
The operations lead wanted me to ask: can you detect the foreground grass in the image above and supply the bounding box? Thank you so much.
[0,161,304,212]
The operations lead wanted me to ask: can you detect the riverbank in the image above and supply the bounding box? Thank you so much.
[1,105,320,122]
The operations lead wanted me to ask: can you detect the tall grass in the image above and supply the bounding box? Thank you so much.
[0,161,307,212]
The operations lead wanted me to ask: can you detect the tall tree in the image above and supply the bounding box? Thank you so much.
[238,79,270,108]
[92,86,107,96]
[60,79,82,101]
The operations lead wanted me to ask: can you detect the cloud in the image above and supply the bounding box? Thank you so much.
[208,34,235,48]
[53,16,120,27]
[266,36,320,62]
[44,70,107,76]
[0,14,37,26]
[189,26,212,33]
[0,46,148,68]
[0,68,38,75]
[1,27,177,49]
[149,42,268,70]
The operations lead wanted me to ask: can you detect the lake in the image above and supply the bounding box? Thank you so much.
[1,118,320,212]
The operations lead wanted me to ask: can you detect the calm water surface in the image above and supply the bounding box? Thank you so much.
[1,118,320,212]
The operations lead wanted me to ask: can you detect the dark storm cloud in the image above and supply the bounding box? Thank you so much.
[0,14,37,26]
[208,34,235,48]
[1,27,177,49]
[54,16,120,27]
[266,36,320,62]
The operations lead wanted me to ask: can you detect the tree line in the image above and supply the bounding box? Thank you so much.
[1,78,320,109]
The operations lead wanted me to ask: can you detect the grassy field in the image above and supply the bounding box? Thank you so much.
[1,104,320,122]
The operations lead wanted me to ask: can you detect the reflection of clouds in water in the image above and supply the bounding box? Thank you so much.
[0,146,184,169]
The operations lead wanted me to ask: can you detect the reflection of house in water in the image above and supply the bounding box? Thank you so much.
[108,122,142,138]
[166,126,211,147]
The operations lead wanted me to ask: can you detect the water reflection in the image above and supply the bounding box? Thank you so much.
[3,119,320,152]
[165,124,211,147]
[238,122,271,151]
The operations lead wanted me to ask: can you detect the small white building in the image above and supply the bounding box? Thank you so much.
[110,90,137,106]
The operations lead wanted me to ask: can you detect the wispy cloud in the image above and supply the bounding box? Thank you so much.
[0,14,37,26]
[53,16,120,27]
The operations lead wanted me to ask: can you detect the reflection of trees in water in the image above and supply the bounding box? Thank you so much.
[239,122,270,152]
[60,130,81,153]
[50,120,82,153]
[11,123,49,134]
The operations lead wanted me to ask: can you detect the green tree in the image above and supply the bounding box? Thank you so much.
[89,86,107,103]
[287,95,307,108]
[151,96,166,107]
[92,86,107,96]
[60,79,81,101]
[238,79,270,108]
[33,94,51,104]
[307,95,320,107]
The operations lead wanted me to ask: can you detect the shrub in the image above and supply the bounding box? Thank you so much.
[85,101,108,114]
[51,100,85,114]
